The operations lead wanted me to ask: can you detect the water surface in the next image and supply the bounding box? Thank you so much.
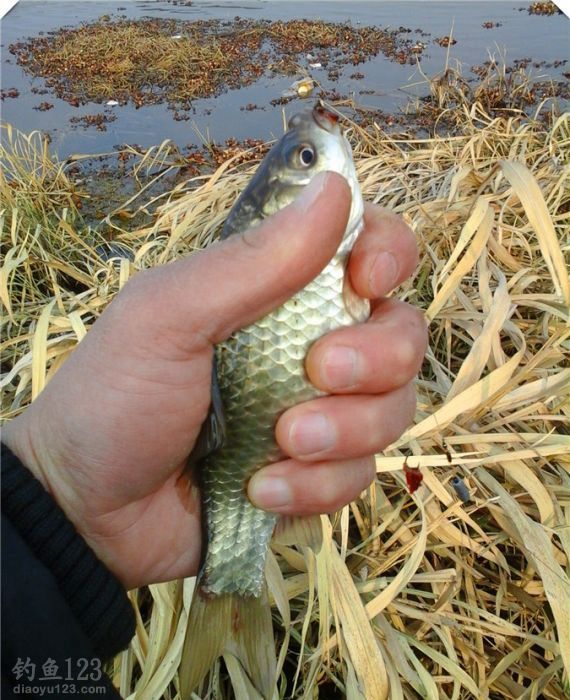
[1,0,568,158]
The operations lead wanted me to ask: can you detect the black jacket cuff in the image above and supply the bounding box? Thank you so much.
[1,443,135,659]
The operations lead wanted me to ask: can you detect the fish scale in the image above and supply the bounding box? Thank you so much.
[202,261,361,597]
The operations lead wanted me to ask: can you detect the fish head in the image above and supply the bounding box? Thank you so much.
[274,102,363,240]
[221,101,363,246]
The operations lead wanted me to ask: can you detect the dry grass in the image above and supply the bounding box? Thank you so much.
[1,98,569,699]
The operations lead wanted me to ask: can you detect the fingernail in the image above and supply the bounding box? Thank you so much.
[249,475,293,510]
[369,251,399,296]
[293,171,330,213]
[288,412,335,456]
[320,345,359,389]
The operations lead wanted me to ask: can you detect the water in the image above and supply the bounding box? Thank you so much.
[1,0,568,158]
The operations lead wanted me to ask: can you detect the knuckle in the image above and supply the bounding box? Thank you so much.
[399,218,417,247]
[411,311,429,356]
[377,304,426,383]
[314,473,343,510]
[289,456,375,514]
[346,457,376,500]
[102,274,146,324]
[358,456,377,488]
[118,267,161,311]
[386,213,416,247]
[239,225,266,251]
[395,341,421,382]
[409,303,428,330]
[401,305,429,347]
[383,211,414,242]
[402,384,418,424]
[370,387,416,446]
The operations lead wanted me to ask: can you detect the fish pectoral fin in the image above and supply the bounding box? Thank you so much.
[185,357,226,475]
[179,581,277,700]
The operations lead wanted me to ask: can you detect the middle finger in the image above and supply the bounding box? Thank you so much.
[305,298,427,395]
[276,383,416,461]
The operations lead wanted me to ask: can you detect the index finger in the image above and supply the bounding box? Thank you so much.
[348,204,419,299]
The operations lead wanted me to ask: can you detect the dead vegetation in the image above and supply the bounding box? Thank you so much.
[527,1,563,16]
[401,60,569,134]
[1,83,569,698]
[8,18,414,110]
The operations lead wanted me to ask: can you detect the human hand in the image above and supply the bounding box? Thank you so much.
[3,172,427,589]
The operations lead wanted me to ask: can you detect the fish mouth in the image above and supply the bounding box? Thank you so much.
[312,101,340,133]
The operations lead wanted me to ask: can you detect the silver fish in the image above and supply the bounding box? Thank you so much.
[180,102,368,699]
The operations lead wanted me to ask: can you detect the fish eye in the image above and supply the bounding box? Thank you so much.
[299,145,315,167]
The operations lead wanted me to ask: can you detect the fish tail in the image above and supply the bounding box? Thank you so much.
[179,577,276,699]
[179,581,231,697]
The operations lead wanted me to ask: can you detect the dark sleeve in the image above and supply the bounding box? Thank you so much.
[1,443,136,698]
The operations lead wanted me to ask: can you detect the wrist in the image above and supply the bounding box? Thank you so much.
[2,415,130,587]
[2,413,52,491]
[3,413,95,556]
[2,408,87,517]
[1,442,136,656]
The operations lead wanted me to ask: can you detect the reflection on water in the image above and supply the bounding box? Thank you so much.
[1,0,568,158]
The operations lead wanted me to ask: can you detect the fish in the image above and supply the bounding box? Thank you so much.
[179,101,369,699]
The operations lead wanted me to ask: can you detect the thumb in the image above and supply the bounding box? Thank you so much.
[137,171,352,345]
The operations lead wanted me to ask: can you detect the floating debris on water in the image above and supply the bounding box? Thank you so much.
[435,36,457,47]
[1,88,20,99]
[404,60,569,133]
[70,113,117,131]
[8,18,418,111]
[527,1,563,15]
[297,77,315,97]
[270,95,295,107]
[240,103,265,111]
[205,136,268,167]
